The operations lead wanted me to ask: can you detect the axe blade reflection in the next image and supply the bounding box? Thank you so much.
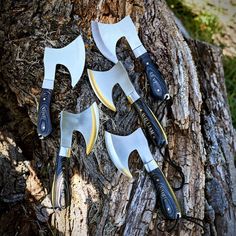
[105,128,154,179]
[60,102,99,155]
[92,16,145,62]
[87,62,138,112]
[43,36,85,90]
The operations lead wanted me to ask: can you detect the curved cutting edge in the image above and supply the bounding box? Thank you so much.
[91,21,119,63]
[105,131,133,179]
[60,102,99,155]
[86,102,99,155]
[70,36,85,88]
[87,69,116,112]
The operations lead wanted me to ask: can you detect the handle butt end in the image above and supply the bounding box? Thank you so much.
[149,167,181,220]
[139,53,169,101]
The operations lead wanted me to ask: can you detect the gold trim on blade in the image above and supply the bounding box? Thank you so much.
[86,105,97,155]
[88,70,116,112]
[51,174,56,208]
[66,148,71,158]
[127,95,134,105]
[122,168,133,179]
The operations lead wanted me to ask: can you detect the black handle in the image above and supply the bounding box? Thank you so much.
[139,53,169,101]
[51,154,70,210]
[133,98,167,148]
[37,88,53,138]
[149,167,181,220]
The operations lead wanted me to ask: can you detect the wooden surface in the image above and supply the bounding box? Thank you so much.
[0,0,236,235]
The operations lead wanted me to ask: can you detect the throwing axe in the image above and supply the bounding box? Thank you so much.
[105,128,181,220]
[37,36,85,138]
[87,62,167,147]
[52,102,99,209]
[91,16,169,100]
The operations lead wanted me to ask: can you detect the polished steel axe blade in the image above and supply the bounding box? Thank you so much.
[87,61,139,112]
[92,16,146,63]
[43,35,85,89]
[60,102,99,155]
[105,128,181,220]
[92,16,169,101]
[37,36,85,139]
[105,128,153,178]
[87,62,167,147]
[52,102,99,209]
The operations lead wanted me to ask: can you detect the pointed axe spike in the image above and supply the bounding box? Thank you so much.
[59,102,99,156]
[43,35,85,90]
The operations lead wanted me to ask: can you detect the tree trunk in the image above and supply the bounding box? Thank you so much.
[0,0,236,236]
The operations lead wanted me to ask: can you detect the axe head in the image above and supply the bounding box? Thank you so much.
[87,62,137,112]
[105,128,153,178]
[60,102,99,155]
[42,36,85,90]
[92,16,145,63]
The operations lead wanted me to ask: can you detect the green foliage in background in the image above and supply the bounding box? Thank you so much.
[193,12,221,43]
[167,0,221,43]
[223,57,236,127]
[166,0,236,127]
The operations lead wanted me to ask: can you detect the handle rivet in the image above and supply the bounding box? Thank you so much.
[43,98,46,101]
[157,89,160,92]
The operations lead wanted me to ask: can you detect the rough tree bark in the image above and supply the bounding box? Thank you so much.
[0,0,236,236]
